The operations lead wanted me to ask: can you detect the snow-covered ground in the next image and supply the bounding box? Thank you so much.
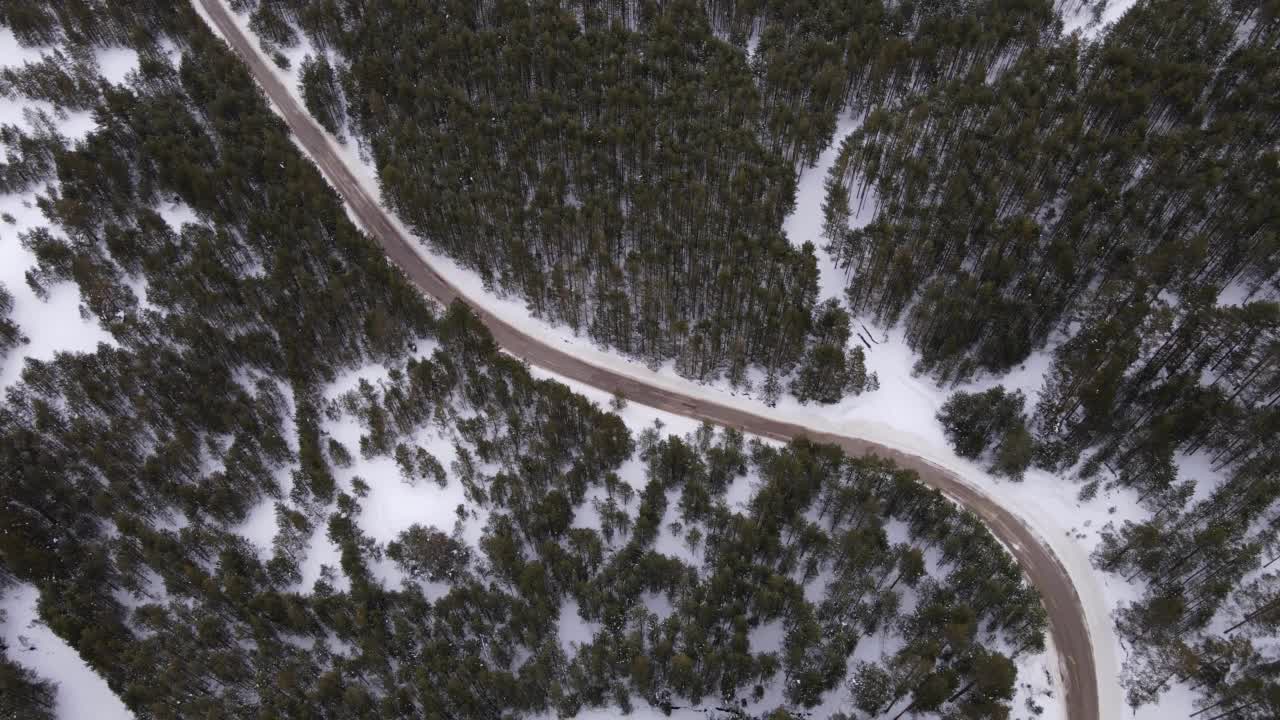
[783,112,867,303]
[0,584,132,720]
[1061,0,1141,39]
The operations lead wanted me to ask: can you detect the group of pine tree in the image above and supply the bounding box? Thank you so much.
[0,0,1277,717]
[248,0,1280,715]
[0,2,1048,719]
[262,0,1280,708]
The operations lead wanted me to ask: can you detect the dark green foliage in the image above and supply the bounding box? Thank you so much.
[0,47,102,111]
[248,2,297,48]
[386,525,470,582]
[298,53,343,138]
[0,284,27,360]
[275,0,840,384]
[825,1,1278,388]
[991,422,1035,481]
[326,437,352,468]
[937,387,1034,479]
[849,660,892,713]
[558,435,1040,716]
[0,112,66,194]
[790,299,880,404]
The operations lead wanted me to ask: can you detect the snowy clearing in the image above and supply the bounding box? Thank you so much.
[1061,0,1141,39]
[0,583,132,720]
[782,111,868,304]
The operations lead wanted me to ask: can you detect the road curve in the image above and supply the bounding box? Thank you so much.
[193,2,1100,718]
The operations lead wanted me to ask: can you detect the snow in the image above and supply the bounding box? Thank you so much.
[639,591,674,618]
[1061,0,1141,40]
[322,383,477,548]
[0,228,115,392]
[352,444,468,538]
[96,46,139,86]
[1095,0,1142,34]
[748,618,785,655]
[233,496,279,552]
[782,112,864,303]
[1015,637,1068,720]
[157,199,199,233]
[0,583,133,720]
[653,488,705,566]
[1216,280,1254,307]
[0,36,97,140]
[556,599,601,657]
[237,352,476,595]
[320,361,392,401]
[724,468,758,513]
[295,524,348,594]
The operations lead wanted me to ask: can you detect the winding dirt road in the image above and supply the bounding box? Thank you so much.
[194,2,1101,718]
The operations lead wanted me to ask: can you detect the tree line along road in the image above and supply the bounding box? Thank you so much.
[193,1,1101,718]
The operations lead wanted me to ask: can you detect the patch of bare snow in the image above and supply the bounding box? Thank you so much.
[572,485,607,533]
[0,583,133,720]
[783,112,864,303]
[556,598,601,657]
[723,468,758,513]
[295,522,348,594]
[233,496,281,556]
[1215,279,1254,307]
[321,361,392,401]
[0,26,46,65]
[639,591,674,618]
[1062,0,1141,40]
[1095,0,1142,33]
[653,488,705,567]
[157,198,200,233]
[748,618,784,655]
[96,46,139,85]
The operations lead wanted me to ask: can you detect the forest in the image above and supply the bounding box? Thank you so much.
[0,2,1046,719]
[0,0,1277,718]
[818,1,1279,712]
[253,0,1280,709]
